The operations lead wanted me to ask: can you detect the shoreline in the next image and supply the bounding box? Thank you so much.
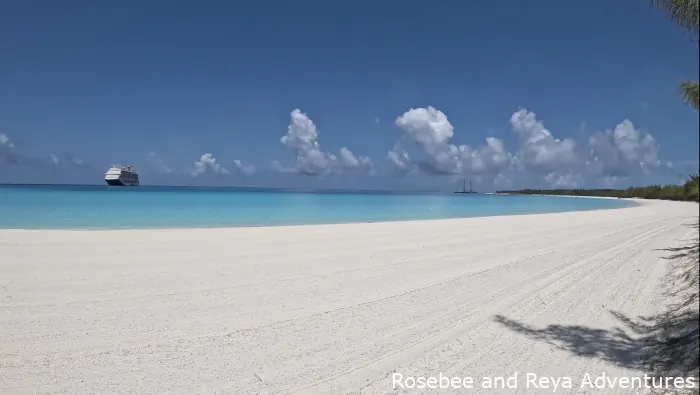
[0,197,641,232]
[2,199,697,395]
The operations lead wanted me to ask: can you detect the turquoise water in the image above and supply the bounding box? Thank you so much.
[0,185,636,229]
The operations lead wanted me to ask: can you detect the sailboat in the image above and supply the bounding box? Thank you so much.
[454,178,476,194]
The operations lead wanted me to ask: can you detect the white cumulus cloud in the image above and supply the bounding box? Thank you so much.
[389,106,511,177]
[278,109,374,176]
[386,142,415,174]
[0,133,14,149]
[587,119,660,177]
[233,159,256,176]
[395,106,454,148]
[509,109,578,174]
[191,153,254,177]
[191,153,229,177]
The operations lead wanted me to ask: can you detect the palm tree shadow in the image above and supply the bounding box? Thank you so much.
[492,310,698,377]
[493,218,699,392]
[492,313,656,370]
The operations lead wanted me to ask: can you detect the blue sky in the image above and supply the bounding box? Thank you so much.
[1,0,698,191]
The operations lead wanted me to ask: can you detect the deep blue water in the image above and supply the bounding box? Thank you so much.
[0,185,637,229]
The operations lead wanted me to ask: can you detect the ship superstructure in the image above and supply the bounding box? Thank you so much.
[105,165,140,186]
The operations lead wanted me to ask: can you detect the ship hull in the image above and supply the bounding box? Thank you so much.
[105,179,139,186]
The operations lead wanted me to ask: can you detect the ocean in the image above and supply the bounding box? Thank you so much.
[0,185,637,229]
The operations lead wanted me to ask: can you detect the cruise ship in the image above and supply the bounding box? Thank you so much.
[104,165,140,186]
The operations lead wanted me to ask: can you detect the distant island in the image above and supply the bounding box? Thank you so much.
[496,174,699,203]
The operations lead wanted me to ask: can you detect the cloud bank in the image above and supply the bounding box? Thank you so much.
[0,106,685,190]
[384,106,669,189]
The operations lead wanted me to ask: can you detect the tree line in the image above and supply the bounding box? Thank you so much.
[496,174,699,202]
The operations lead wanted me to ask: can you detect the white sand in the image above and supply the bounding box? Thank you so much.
[1,200,697,395]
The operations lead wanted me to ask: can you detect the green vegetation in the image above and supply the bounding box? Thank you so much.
[651,0,699,110]
[497,174,699,202]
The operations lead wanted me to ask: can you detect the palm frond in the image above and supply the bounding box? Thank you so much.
[651,0,700,41]
[679,80,700,110]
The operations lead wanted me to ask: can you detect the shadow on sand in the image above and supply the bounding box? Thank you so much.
[493,220,699,394]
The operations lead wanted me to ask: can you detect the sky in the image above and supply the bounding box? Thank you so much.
[1,0,698,191]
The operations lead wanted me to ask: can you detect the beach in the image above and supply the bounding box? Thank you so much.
[1,199,697,394]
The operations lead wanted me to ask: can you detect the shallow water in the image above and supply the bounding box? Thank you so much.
[0,185,636,229]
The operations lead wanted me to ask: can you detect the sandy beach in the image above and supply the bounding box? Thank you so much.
[1,200,697,395]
